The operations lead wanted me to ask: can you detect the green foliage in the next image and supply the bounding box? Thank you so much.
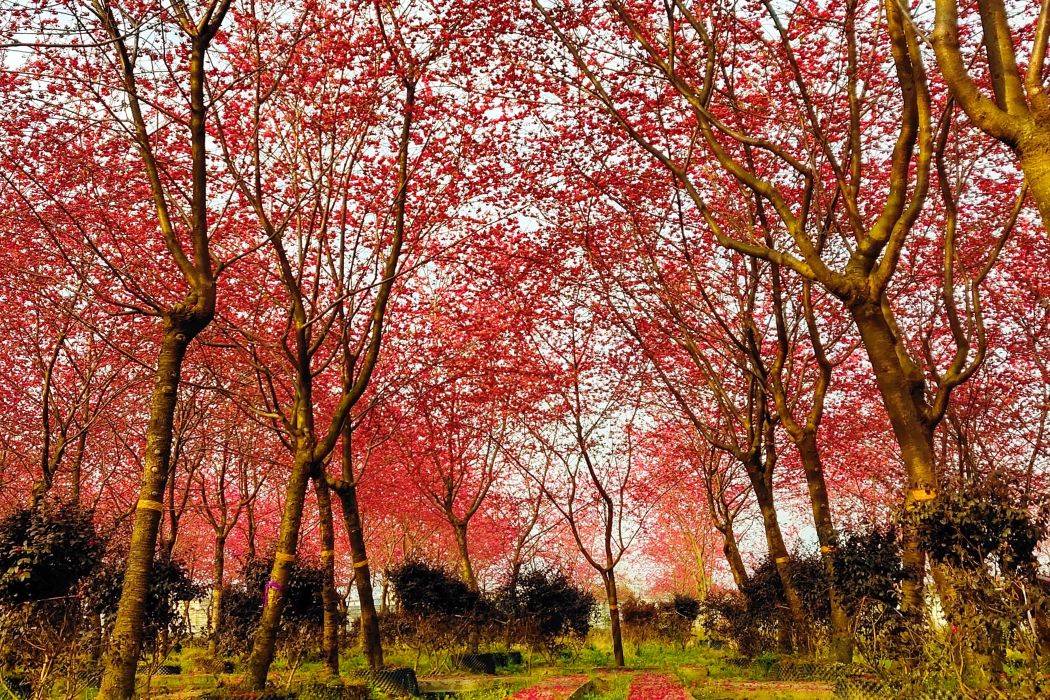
[915,484,1044,572]
[84,554,202,650]
[220,555,326,656]
[831,525,903,618]
[699,554,829,656]
[385,560,489,657]
[0,502,106,698]
[499,568,596,653]
[620,594,700,648]
[389,559,483,618]
[0,501,102,604]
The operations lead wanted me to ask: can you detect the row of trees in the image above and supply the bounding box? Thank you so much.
[1,0,1049,695]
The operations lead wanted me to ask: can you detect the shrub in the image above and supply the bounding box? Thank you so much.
[832,525,904,619]
[916,484,1044,573]
[699,553,828,656]
[220,556,326,658]
[84,553,202,655]
[621,594,699,648]
[0,501,102,604]
[386,560,487,656]
[0,502,104,699]
[698,588,763,657]
[388,560,482,619]
[499,568,595,653]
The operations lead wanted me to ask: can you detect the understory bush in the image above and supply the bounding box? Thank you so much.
[498,568,595,655]
[621,594,700,648]
[220,555,326,669]
[907,481,1050,692]
[385,560,489,658]
[699,552,831,657]
[0,501,104,699]
[383,560,593,662]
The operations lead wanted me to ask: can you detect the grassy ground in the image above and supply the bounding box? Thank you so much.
[130,636,835,700]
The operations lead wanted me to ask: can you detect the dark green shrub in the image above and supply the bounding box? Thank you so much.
[0,501,102,604]
[84,554,202,650]
[699,553,827,656]
[916,485,1043,572]
[389,560,482,618]
[387,560,487,655]
[0,503,107,698]
[832,524,903,618]
[219,556,325,656]
[498,568,595,653]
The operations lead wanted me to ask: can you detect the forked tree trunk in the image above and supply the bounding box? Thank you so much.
[209,534,226,659]
[850,302,939,615]
[313,475,340,675]
[335,476,384,669]
[99,322,196,699]
[603,570,625,667]
[245,451,315,689]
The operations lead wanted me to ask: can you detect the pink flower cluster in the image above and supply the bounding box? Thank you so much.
[512,674,591,700]
[626,673,692,700]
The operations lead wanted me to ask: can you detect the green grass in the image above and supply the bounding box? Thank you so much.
[23,634,851,699]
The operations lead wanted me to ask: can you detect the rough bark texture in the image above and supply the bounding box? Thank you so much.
[604,571,625,667]
[453,523,478,591]
[750,473,810,651]
[721,534,749,593]
[209,535,226,659]
[1019,128,1050,233]
[313,475,340,675]
[850,302,939,614]
[334,473,384,669]
[245,451,314,689]
[796,435,852,663]
[98,323,196,699]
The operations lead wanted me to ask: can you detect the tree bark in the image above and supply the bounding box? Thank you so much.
[334,476,384,669]
[313,475,340,675]
[749,466,810,651]
[452,522,478,591]
[245,451,314,689]
[795,434,852,663]
[209,535,226,659]
[1018,128,1050,233]
[99,322,196,699]
[850,302,940,615]
[604,570,625,667]
[720,528,750,594]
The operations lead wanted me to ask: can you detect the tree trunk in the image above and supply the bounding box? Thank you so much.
[313,475,340,676]
[245,451,314,689]
[209,535,226,659]
[850,302,939,615]
[452,522,478,591]
[749,471,809,651]
[246,503,257,560]
[99,323,195,700]
[719,526,750,594]
[604,570,625,667]
[1018,127,1050,237]
[335,477,384,669]
[70,426,87,505]
[795,434,852,663]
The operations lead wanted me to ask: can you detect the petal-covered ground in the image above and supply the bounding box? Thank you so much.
[511,674,593,700]
[627,672,693,699]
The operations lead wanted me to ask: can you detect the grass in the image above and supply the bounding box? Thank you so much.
[28,635,844,699]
